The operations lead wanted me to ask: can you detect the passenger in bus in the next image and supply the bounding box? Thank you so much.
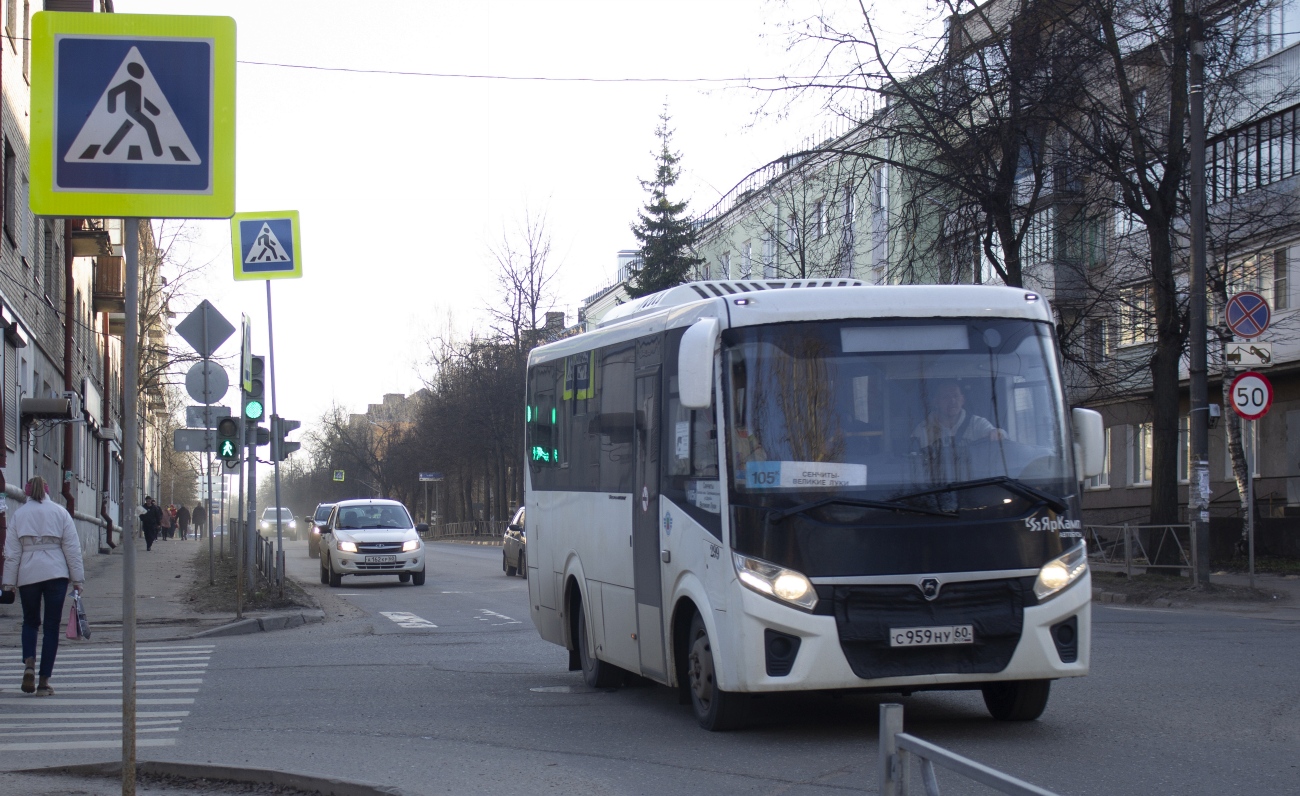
[911,381,1006,449]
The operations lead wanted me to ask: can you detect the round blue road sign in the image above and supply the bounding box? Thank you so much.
[1225,291,1270,339]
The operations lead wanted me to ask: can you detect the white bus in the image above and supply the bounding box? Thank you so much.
[524,280,1104,730]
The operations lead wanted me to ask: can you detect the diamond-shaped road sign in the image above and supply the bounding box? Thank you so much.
[176,300,235,360]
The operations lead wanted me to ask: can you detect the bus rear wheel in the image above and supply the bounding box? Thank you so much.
[687,613,747,731]
[576,599,621,688]
[981,680,1051,721]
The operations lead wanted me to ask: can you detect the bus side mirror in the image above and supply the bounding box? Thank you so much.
[679,317,720,410]
[1072,407,1105,478]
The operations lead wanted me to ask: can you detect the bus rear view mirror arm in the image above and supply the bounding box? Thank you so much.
[680,317,720,409]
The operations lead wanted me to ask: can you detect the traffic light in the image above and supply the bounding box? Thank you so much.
[271,415,301,461]
[216,416,240,466]
[242,355,265,422]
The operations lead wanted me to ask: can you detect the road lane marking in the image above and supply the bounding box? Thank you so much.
[379,611,437,628]
[476,609,521,625]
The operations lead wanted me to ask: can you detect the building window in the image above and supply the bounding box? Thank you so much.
[1117,283,1154,346]
[42,223,55,298]
[1274,246,1289,310]
[741,241,752,279]
[21,0,28,80]
[1209,104,1300,204]
[1255,0,1300,60]
[720,251,729,280]
[3,140,15,244]
[1085,427,1112,490]
[1129,423,1153,486]
[5,0,15,44]
[762,233,775,278]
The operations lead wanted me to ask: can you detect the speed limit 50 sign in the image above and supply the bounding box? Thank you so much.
[1230,371,1273,420]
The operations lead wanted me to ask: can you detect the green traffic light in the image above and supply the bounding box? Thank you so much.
[244,400,264,420]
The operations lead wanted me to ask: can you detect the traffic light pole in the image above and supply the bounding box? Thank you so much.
[267,280,286,596]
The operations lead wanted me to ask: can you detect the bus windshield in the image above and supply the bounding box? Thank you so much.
[724,317,1074,573]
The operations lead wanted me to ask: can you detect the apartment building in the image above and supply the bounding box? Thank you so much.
[0,0,168,560]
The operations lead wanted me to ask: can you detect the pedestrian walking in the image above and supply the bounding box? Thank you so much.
[1,476,86,696]
[165,504,178,540]
[192,502,206,539]
[177,504,191,541]
[140,496,163,551]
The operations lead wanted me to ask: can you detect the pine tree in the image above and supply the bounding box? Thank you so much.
[627,107,704,298]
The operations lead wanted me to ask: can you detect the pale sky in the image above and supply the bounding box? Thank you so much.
[110,0,917,433]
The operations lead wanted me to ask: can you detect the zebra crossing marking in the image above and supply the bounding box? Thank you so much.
[0,642,214,751]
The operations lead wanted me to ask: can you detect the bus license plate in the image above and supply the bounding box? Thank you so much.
[365,555,397,563]
[889,625,974,647]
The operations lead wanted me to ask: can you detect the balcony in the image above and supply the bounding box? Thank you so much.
[93,256,125,315]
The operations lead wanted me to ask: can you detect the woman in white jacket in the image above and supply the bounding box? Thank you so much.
[1,476,85,695]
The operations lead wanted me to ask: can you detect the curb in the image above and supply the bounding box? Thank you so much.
[186,608,325,638]
[1092,587,1129,605]
[15,760,408,796]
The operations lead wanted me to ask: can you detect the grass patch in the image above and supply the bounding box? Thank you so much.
[184,543,315,615]
[1209,555,1300,576]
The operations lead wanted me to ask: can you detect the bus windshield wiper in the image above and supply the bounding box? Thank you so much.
[893,476,1068,513]
[771,497,958,522]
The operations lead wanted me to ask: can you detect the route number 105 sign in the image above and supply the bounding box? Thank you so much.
[1230,371,1273,421]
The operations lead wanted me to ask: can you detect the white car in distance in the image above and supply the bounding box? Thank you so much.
[319,499,427,587]
[260,507,297,541]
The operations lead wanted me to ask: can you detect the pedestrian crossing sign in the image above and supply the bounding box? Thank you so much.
[231,211,303,281]
[29,12,236,219]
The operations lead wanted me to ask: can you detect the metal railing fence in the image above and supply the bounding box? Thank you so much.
[253,533,275,582]
[1085,523,1197,582]
[879,704,1061,796]
[425,520,507,543]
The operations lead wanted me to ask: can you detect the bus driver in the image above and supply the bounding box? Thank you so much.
[912,381,1006,449]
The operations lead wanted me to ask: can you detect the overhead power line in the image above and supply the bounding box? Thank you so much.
[235,59,834,84]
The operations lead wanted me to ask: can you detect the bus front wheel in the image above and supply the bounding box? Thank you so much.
[687,613,748,731]
[981,680,1051,721]
[577,599,622,688]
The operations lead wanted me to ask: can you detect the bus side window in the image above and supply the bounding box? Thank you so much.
[664,327,722,537]
[597,342,636,493]
[527,362,562,488]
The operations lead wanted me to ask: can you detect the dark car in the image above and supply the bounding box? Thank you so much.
[307,502,335,558]
[502,506,525,577]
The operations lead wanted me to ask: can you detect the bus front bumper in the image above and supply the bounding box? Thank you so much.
[721,571,1091,694]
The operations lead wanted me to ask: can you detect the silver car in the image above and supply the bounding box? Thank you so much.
[502,506,525,578]
[319,499,427,587]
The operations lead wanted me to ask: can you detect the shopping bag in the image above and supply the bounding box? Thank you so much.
[66,601,79,639]
[73,592,90,640]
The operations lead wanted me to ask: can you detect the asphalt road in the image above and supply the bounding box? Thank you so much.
[7,541,1299,795]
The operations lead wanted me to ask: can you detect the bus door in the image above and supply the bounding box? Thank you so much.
[634,366,667,679]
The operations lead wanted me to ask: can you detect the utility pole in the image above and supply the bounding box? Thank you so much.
[1188,7,1211,587]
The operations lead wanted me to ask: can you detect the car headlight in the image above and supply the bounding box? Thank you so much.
[402,539,421,552]
[733,552,818,611]
[288,520,297,528]
[260,521,269,528]
[338,541,358,553]
[1034,541,1088,601]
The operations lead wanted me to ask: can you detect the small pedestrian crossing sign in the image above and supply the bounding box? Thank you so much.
[29,12,235,219]
[231,211,303,281]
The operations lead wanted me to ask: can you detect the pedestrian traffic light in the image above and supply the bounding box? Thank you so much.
[271,415,301,461]
[216,416,240,466]
[242,355,265,421]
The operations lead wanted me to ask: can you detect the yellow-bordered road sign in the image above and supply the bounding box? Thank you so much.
[231,210,302,281]
[30,12,236,218]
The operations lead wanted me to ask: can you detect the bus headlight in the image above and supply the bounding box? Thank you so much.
[733,552,818,611]
[1034,541,1088,601]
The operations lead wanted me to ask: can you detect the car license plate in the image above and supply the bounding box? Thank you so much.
[365,555,397,563]
[889,625,974,647]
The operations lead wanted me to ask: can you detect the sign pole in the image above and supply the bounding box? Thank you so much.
[121,219,139,796]
[267,280,286,596]
[1247,419,1256,590]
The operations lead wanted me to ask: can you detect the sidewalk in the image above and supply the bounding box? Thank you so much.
[0,533,321,644]
[1092,564,1300,621]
